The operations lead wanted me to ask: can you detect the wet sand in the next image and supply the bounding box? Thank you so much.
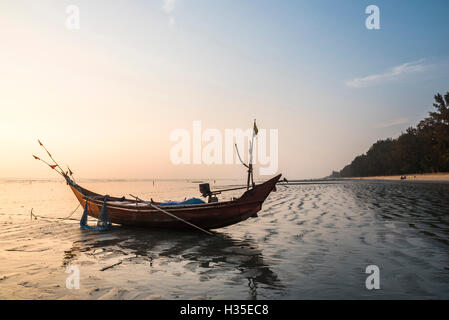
[1,179,449,299]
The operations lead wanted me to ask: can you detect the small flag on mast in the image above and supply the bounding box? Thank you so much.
[253,120,258,136]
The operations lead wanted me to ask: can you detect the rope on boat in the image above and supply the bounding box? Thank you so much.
[62,202,82,220]
[149,202,213,236]
[30,202,82,222]
[129,194,213,236]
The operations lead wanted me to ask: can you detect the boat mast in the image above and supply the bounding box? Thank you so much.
[235,120,258,190]
[247,119,257,190]
[246,162,253,190]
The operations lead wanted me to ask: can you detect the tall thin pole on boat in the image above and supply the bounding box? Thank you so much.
[247,119,258,190]
[235,143,251,189]
[246,164,252,190]
[234,120,257,190]
[129,194,213,236]
[37,139,66,176]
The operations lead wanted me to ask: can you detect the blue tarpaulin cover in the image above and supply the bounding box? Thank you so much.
[160,197,205,206]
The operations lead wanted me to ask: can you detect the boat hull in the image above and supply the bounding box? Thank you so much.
[68,174,281,230]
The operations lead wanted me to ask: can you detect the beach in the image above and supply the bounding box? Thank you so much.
[1,178,449,299]
[343,173,449,183]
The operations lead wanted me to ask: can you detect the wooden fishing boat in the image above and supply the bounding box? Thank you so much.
[65,174,281,230]
[33,120,279,232]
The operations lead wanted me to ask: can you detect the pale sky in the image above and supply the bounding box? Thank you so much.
[1,0,449,180]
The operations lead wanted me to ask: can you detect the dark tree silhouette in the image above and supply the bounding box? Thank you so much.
[334,91,449,177]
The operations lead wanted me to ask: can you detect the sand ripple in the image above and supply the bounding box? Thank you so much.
[1,181,449,299]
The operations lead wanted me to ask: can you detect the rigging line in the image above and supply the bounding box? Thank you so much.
[235,144,249,168]
[129,194,213,236]
[61,202,82,220]
[31,202,82,222]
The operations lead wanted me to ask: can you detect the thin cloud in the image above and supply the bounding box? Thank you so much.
[162,0,176,25]
[346,59,428,88]
[162,0,176,13]
[375,118,409,128]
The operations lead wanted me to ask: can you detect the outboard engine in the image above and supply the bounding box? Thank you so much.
[199,183,211,197]
[199,183,219,203]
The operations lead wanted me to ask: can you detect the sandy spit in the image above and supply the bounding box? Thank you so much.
[343,172,449,182]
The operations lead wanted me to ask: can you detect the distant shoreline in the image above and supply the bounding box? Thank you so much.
[342,172,449,183]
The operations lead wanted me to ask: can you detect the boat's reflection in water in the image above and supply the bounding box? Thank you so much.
[63,227,283,299]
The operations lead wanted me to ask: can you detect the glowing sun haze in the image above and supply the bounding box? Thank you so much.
[1,0,448,179]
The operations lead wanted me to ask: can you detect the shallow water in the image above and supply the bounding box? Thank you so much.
[0,179,448,299]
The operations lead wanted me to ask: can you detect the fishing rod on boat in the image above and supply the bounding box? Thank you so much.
[129,194,213,236]
[32,154,66,178]
[39,139,76,181]
[33,139,76,181]
[37,139,66,174]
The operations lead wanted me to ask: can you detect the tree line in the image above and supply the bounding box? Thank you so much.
[333,91,449,178]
